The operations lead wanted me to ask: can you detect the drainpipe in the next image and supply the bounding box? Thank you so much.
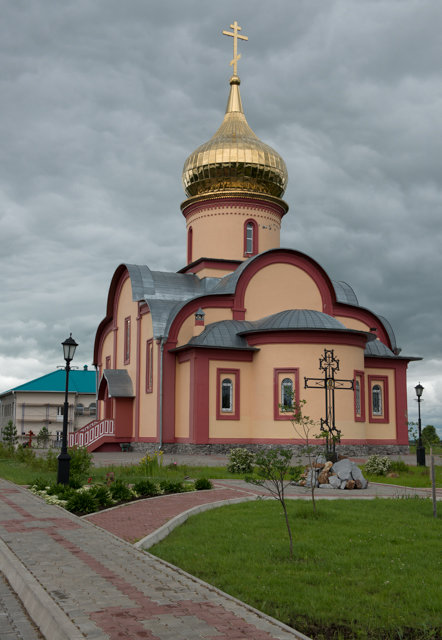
[158,337,166,450]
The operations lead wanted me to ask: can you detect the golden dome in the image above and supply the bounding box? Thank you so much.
[182,75,288,199]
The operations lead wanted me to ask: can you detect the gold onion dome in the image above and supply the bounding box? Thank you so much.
[182,75,288,199]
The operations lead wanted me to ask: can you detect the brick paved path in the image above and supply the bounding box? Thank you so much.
[85,486,256,543]
[0,480,308,639]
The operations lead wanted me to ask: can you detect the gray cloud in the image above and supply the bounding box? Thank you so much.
[0,0,441,430]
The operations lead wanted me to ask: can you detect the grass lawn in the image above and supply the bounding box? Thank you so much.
[150,499,441,640]
[363,464,442,488]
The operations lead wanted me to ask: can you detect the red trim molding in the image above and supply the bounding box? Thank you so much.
[368,374,389,424]
[216,369,240,420]
[246,330,368,349]
[273,368,300,420]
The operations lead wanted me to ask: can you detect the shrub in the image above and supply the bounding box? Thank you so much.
[44,448,58,471]
[65,490,98,514]
[390,459,409,473]
[227,448,255,474]
[31,477,50,491]
[89,485,113,509]
[364,455,392,476]
[68,475,84,489]
[139,451,164,476]
[68,446,93,477]
[109,480,133,502]
[194,478,213,491]
[133,479,160,497]
[15,445,37,464]
[159,479,185,494]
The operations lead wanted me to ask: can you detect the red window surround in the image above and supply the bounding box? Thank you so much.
[354,370,365,422]
[124,316,131,365]
[216,368,240,420]
[273,368,300,420]
[368,375,389,423]
[146,339,153,393]
[243,219,258,257]
[105,355,111,370]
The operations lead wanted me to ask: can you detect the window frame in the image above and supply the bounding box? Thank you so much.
[243,219,258,257]
[368,375,389,423]
[353,370,365,422]
[145,339,154,393]
[216,369,240,420]
[274,368,300,420]
[187,226,193,264]
[124,316,131,365]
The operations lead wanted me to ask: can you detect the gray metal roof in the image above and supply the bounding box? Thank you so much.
[243,309,348,332]
[332,280,359,305]
[101,369,134,398]
[188,320,256,349]
[364,340,396,358]
[188,310,354,350]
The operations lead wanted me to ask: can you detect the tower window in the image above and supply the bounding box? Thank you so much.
[124,317,131,364]
[187,226,193,264]
[244,219,258,256]
[274,368,299,420]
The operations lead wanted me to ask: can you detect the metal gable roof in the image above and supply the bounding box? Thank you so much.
[1,369,96,396]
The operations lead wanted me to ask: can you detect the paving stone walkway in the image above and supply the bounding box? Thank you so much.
[0,571,44,640]
[0,479,308,640]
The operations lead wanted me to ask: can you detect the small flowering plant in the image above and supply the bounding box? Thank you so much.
[139,450,164,476]
[364,455,392,476]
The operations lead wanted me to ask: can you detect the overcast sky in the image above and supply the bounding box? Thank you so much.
[1,0,441,431]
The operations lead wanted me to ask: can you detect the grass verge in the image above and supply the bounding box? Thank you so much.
[150,499,441,640]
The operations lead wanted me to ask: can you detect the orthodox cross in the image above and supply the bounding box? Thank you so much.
[223,21,248,76]
[304,349,354,458]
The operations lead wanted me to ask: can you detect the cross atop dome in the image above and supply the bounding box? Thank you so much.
[222,21,248,77]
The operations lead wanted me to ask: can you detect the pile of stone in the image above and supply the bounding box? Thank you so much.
[296,456,368,490]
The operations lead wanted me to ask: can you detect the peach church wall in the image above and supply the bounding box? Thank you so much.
[138,311,157,439]
[175,359,190,439]
[244,263,323,320]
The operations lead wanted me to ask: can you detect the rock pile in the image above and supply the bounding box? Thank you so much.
[296,457,368,490]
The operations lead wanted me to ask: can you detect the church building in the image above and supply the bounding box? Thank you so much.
[73,23,417,454]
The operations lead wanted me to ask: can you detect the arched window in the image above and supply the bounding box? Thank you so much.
[88,402,96,417]
[244,219,258,256]
[221,378,233,412]
[187,226,193,264]
[372,384,382,416]
[281,378,294,411]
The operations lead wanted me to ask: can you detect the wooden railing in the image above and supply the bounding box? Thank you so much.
[68,419,114,449]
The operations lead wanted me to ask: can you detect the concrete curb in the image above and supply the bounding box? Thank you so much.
[0,538,84,640]
[135,495,259,549]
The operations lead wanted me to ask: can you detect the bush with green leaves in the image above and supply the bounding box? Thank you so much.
[109,479,134,502]
[390,459,409,473]
[15,445,37,464]
[364,455,392,476]
[133,479,160,497]
[422,425,440,447]
[89,485,113,509]
[65,490,99,514]
[194,477,213,490]
[159,479,185,494]
[227,448,255,474]
[68,446,93,477]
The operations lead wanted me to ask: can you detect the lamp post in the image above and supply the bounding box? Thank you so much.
[414,382,426,467]
[57,334,78,485]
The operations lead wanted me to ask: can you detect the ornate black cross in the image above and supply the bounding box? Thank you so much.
[304,349,354,459]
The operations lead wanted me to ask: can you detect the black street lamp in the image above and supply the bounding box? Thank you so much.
[414,382,426,467]
[57,334,78,485]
